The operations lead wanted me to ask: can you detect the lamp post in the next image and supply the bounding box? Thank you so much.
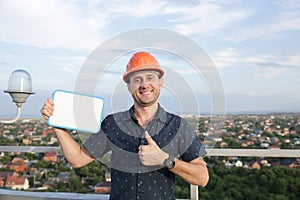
[1,69,35,124]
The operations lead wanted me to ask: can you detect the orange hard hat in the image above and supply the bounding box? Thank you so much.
[123,51,164,83]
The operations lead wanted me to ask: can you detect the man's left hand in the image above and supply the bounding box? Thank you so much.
[138,131,169,166]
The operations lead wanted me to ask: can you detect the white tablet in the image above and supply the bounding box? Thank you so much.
[47,90,104,133]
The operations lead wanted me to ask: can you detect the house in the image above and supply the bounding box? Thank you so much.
[95,170,111,194]
[0,178,4,187]
[264,120,272,126]
[260,142,270,148]
[9,158,28,173]
[0,171,18,181]
[249,160,261,170]
[42,173,69,189]
[271,137,280,143]
[234,160,243,167]
[268,145,281,150]
[283,128,290,135]
[281,159,300,169]
[94,181,111,194]
[43,152,57,163]
[5,176,30,190]
[260,159,271,167]
[22,138,32,145]
[42,129,54,137]
[224,160,233,168]
[0,171,17,177]
[0,172,16,187]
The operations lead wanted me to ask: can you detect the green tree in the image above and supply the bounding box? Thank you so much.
[37,160,52,168]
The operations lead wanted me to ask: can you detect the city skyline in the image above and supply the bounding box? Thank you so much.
[0,0,300,118]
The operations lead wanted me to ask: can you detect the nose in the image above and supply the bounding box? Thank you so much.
[139,80,150,89]
[139,78,151,87]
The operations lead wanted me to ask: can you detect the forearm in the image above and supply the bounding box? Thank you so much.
[54,128,94,168]
[170,158,209,187]
[138,132,209,186]
[41,98,94,168]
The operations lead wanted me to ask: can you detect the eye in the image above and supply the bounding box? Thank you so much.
[133,78,141,83]
[147,75,157,81]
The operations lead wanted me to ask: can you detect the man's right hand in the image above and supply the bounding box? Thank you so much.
[40,97,55,120]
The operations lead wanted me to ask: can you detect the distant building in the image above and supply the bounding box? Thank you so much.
[264,119,272,126]
[43,152,57,163]
[235,160,243,167]
[281,159,300,169]
[42,129,54,137]
[0,171,18,179]
[5,176,29,190]
[43,172,70,189]
[283,128,290,135]
[9,158,28,173]
[260,159,271,167]
[249,161,261,170]
[0,172,17,187]
[95,170,111,194]
[22,138,32,145]
[260,142,270,148]
[0,178,4,187]
[95,181,111,194]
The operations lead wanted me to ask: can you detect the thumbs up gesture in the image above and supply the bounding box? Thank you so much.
[138,131,169,166]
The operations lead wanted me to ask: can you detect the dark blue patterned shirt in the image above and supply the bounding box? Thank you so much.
[84,104,206,200]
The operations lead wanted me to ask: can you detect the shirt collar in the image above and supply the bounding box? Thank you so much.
[125,104,167,124]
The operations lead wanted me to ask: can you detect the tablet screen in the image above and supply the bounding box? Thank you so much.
[47,90,104,133]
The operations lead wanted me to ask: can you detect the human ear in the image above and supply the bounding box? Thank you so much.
[159,78,164,87]
[127,83,131,92]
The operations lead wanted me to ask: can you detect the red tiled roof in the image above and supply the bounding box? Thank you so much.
[44,152,57,157]
[6,176,26,185]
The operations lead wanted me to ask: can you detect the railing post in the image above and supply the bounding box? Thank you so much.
[190,184,198,200]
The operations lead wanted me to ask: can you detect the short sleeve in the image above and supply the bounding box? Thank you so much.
[178,118,207,162]
[83,118,110,160]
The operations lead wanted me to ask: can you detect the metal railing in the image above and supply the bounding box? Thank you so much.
[1,146,300,157]
[0,146,299,200]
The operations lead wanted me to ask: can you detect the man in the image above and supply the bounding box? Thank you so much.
[41,51,209,200]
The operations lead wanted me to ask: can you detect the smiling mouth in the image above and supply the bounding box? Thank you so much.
[140,90,153,96]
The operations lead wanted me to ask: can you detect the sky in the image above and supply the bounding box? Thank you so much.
[0,0,300,118]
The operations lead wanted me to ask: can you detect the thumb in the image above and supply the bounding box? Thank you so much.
[145,131,154,144]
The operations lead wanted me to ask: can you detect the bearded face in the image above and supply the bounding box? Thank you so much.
[127,71,163,107]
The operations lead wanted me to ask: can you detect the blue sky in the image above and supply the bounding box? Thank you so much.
[0,0,300,118]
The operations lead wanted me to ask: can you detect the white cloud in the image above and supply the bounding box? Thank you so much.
[229,18,300,42]
[50,55,85,73]
[253,66,284,79]
[1,53,15,61]
[50,55,85,64]
[165,2,250,35]
[286,53,300,66]
[275,0,300,10]
[60,64,79,73]
[213,48,241,68]
[0,0,107,50]
[110,0,168,18]
[225,2,300,42]
[212,48,300,79]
